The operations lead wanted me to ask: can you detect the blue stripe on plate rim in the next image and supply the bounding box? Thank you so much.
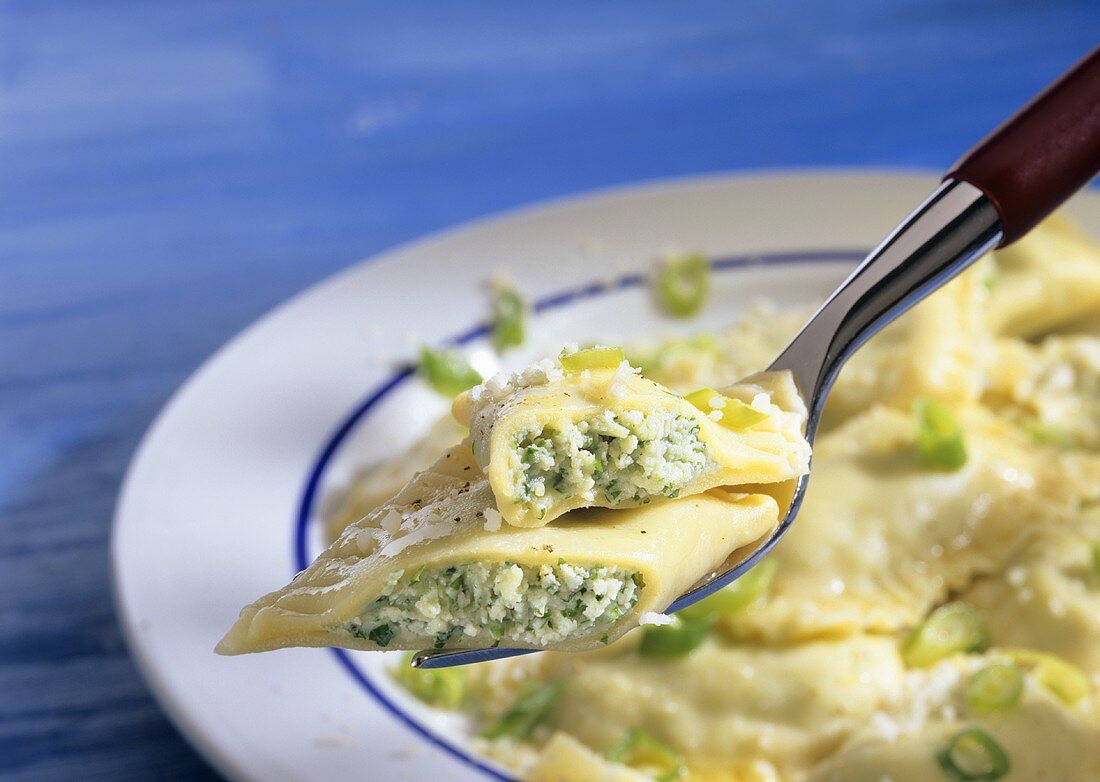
[292,249,864,781]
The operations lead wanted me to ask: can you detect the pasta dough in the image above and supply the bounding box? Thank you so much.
[218,443,778,655]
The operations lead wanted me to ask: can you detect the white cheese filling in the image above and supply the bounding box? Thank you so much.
[342,561,641,648]
[512,408,709,519]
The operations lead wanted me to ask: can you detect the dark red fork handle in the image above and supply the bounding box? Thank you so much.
[947,46,1100,245]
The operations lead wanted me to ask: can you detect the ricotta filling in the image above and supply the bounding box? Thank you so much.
[512,409,708,519]
[342,561,641,648]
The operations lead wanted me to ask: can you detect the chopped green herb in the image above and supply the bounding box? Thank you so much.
[409,565,426,584]
[902,602,987,668]
[1000,647,1090,705]
[481,680,566,740]
[392,652,467,709]
[679,558,777,621]
[600,633,610,645]
[418,346,483,397]
[491,285,526,351]
[966,662,1023,716]
[913,397,967,471]
[367,623,395,647]
[560,346,626,372]
[653,252,710,318]
[606,728,687,780]
[936,729,1010,781]
[638,616,715,658]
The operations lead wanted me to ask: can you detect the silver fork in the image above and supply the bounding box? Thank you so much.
[413,46,1100,669]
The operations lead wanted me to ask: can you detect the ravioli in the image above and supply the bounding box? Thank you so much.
[218,442,778,655]
[805,659,1100,782]
[526,734,651,782]
[723,404,1100,644]
[470,635,906,782]
[961,511,1100,674]
[983,334,1100,451]
[455,357,809,527]
[984,214,1100,337]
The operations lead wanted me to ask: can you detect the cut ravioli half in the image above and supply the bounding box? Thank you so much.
[453,353,809,527]
[217,442,778,655]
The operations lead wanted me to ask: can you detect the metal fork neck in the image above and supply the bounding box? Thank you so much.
[769,179,1002,441]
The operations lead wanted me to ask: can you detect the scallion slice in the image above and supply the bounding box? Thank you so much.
[936,729,1010,781]
[491,285,526,351]
[965,662,1023,715]
[559,346,626,372]
[392,652,467,709]
[481,680,565,739]
[913,397,967,471]
[606,728,687,780]
[1020,415,1075,449]
[418,346,483,397]
[685,387,769,431]
[638,615,715,658]
[654,252,710,318]
[1000,647,1090,705]
[902,602,987,668]
[678,558,777,621]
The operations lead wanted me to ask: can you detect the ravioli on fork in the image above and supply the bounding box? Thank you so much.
[218,349,810,655]
[456,346,810,527]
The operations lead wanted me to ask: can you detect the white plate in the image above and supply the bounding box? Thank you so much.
[111,172,1099,782]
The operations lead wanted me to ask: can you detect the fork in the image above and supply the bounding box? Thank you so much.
[413,46,1100,669]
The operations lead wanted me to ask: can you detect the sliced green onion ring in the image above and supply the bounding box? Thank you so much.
[1000,647,1091,705]
[417,346,483,397]
[913,397,968,471]
[559,346,626,372]
[1020,415,1075,449]
[902,602,987,668]
[481,679,566,740]
[391,652,467,709]
[936,729,1010,781]
[653,252,710,318]
[685,387,769,431]
[491,285,526,351]
[679,558,778,621]
[638,615,715,658]
[966,662,1023,715]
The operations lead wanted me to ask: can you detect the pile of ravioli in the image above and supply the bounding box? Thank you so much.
[334,216,1100,782]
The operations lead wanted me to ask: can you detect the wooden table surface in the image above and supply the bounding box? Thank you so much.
[2,3,1097,780]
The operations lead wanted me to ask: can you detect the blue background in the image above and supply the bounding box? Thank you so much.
[1,2,1097,779]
